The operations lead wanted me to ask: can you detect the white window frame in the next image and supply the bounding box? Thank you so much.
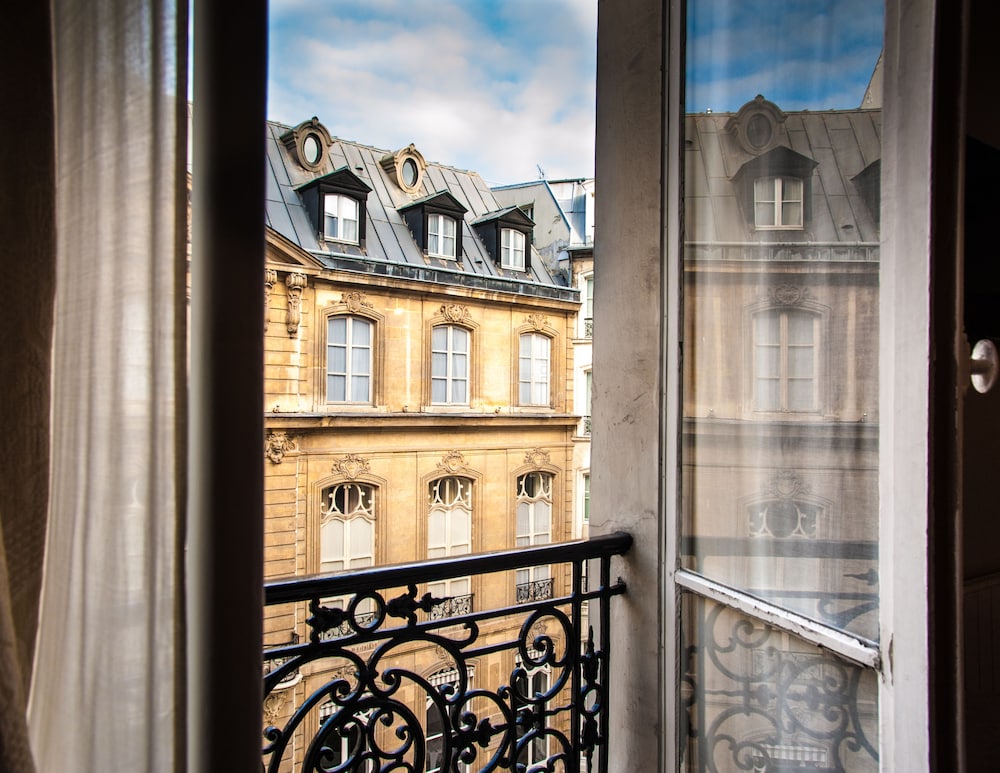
[319,482,375,574]
[515,472,552,591]
[431,325,469,405]
[326,316,373,404]
[514,654,551,767]
[425,667,473,773]
[427,213,457,258]
[583,275,594,337]
[518,332,550,406]
[501,227,526,269]
[751,308,819,413]
[427,476,472,599]
[753,176,803,230]
[323,192,360,243]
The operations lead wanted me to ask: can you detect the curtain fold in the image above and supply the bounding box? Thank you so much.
[27,0,187,768]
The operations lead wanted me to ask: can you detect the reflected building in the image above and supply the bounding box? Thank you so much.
[681,92,881,771]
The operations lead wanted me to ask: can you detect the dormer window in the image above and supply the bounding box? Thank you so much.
[296,166,372,248]
[428,214,457,258]
[399,191,468,261]
[324,193,360,243]
[732,145,817,233]
[472,207,534,272]
[501,228,526,269]
[380,144,427,194]
[754,176,803,229]
[280,117,333,172]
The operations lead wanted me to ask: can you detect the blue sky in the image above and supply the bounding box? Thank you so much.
[686,0,884,112]
[268,0,598,187]
[266,1,883,186]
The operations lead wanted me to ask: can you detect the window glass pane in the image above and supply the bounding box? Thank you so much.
[351,346,369,375]
[432,326,447,349]
[451,380,466,404]
[683,0,882,644]
[452,327,468,353]
[329,317,347,343]
[328,374,346,401]
[352,319,371,345]
[350,375,369,402]
[681,594,879,773]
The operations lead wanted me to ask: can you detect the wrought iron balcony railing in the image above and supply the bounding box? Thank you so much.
[263,532,632,773]
[515,577,554,604]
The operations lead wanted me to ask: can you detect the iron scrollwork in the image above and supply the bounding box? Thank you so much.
[262,533,631,772]
[682,597,879,773]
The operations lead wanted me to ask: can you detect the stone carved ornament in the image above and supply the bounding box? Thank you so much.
[265,432,297,464]
[331,453,372,480]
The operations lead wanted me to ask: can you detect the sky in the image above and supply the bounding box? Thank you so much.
[266,0,883,187]
[686,0,884,113]
[267,0,598,187]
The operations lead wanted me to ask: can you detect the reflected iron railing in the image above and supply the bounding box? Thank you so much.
[263,532,631,773]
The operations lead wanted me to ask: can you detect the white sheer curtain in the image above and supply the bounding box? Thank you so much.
[27,0,187,768]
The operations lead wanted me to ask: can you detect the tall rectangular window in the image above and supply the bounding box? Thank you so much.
[428,213,457,258]
[324,193,360,243]
[501,228,526,269]
[327,316,372,403]
[519,333,550,406]
[753,309,818,412]
[515,472,553,602]
[584,276,594,337]
[431,325,469,404]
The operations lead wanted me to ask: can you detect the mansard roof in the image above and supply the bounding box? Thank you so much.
[264,120,572,301]
[685,98,882,244]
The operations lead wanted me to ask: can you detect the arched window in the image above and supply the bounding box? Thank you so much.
[428,477,472,603]
[320,482,375,573]
[515,472,553,602]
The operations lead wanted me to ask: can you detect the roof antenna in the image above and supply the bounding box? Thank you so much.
[536,164,546,180]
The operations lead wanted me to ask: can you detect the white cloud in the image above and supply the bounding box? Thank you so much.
[268,0,597,185]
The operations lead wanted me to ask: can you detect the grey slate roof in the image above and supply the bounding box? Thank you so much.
[264,121,572,299]
[685,106,882,244]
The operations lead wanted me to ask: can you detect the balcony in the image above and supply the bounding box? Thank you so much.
[262,532,632,773]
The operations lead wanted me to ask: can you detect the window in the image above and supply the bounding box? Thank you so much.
[501,228,526,269]
[754,176,803,229]
[583,473,590,526]
[514,655,551,767]
[320,482,376,573]
[323,193,360,243]
[515,472,553,602]
[583,369,592,435]
[431,325,469,404]
[518,333,550,406]
[317,702,373,772]
[428,477,472,601]
[326,316,372,403]
[584,276,594,337]
[428,213,457,258]
[753,309,818,412]
[426,667,473,773]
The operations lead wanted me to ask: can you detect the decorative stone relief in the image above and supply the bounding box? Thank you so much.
[264,268,277,331]
[331,453,371,480]
[745,470,822,539]
[437,450,469,475]
[766,285,813,306]
[262,693,285,725]
[526,313,548,331]
[342,291,373,313]
[439,303,471,325]
[265,432,297,465]
[285,273,307,336]
[524,448,551,468]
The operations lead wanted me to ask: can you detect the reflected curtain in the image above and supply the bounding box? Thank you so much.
[22,0,188,769]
